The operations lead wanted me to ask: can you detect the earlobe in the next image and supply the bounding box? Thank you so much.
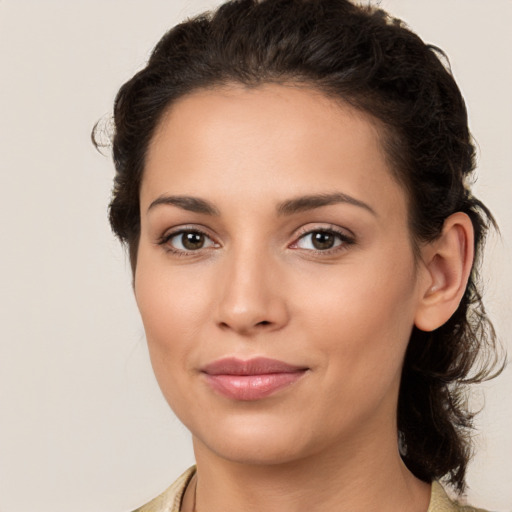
[414,212,474,332]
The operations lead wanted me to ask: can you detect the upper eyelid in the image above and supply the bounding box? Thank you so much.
[156,223,355,247]
[287,225,356,253]
[157,226,219,248]
[293,224,355,240]
[160,224,216,239]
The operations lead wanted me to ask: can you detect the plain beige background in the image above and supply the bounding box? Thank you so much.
[0,1,510,511]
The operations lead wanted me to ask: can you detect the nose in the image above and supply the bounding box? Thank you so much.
[214,247,290,336]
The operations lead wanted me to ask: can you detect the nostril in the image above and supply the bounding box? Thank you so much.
[257,320,271,326]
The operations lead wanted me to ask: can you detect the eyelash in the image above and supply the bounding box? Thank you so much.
[290,225,356,255]
[157,226,218,256]
[157,225,355,257]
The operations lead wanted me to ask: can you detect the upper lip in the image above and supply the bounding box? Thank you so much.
[201,357,307,376]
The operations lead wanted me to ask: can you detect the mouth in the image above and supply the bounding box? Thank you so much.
[201,357,309,401]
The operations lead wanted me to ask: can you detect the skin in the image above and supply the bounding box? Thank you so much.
[135,84,473,512]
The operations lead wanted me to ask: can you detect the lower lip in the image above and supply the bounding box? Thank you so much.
[203,371,306,401]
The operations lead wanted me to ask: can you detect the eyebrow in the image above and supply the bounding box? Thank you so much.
[277,192,377,217]
[147,195,220,215]
[147,192,376,217]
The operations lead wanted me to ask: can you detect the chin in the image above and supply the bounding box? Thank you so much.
[189,412,328,466]
[202,436,311,466]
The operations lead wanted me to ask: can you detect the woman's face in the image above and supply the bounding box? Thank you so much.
[135,84,428,465]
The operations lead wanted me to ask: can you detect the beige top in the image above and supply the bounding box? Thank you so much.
[132,466,488,512]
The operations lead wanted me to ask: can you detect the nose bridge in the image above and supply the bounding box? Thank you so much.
[215,238,287,334]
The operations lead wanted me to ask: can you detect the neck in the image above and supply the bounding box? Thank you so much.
[190,430,431,512]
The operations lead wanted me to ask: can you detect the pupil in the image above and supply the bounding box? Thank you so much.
[183,232,204,250]
[312,232,334,250]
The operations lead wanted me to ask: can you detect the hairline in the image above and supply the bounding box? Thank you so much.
[131,79,423,272]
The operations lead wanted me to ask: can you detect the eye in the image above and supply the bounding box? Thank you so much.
[159,229,218,253]
[293,228,354,252]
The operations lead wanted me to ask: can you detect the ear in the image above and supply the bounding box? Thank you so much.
[414,212,474,332]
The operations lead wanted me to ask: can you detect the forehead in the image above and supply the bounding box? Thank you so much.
[142,83,406,220]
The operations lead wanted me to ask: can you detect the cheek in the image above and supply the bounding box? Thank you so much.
[134,272,201,424]
[133,251,211,390]
[135,245,212,337]
[297,249,418,387]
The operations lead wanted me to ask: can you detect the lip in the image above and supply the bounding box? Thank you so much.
[201,357,308,401]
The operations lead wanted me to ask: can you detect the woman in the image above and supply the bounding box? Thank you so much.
[96,0,503,510]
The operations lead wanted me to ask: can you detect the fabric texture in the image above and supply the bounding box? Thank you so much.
[131,466,489,512]
[132,467,196,512]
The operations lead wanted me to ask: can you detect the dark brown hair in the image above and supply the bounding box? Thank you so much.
[94,0,503,492]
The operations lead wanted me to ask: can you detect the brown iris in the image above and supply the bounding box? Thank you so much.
[311,231,336,250]
[181,232,205,250]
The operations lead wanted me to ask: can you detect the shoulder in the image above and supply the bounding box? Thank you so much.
[429,482,492,512]
[131,466,196,512]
